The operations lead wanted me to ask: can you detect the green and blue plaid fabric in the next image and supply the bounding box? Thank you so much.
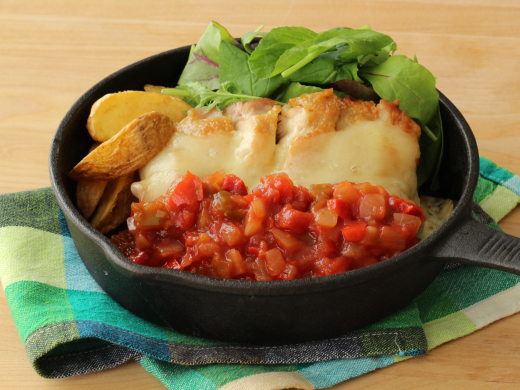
[1,156,519,389]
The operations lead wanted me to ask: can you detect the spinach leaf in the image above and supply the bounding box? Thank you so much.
[271,29,357,78]
[336,29,395,62]
[177,21,238,90]
[288,58,338,84]
[219,41,289,98]
[357,41,397,67]
[241,25,266,54]
[270,28,396,80]
[249,27,318,79]
[359,55,438,127]
[337,62,361,82]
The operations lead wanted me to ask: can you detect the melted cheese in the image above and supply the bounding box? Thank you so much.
[134,100,280,201]
[282,119,419,201]
[133,91,420,203]
[135,130,238,201]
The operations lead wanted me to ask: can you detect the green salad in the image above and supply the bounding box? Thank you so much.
[163,22,443,190]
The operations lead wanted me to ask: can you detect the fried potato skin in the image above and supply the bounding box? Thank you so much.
[69,111,176,182]
[77,179,108,219]
[87,91,191,142]
[76,143,108,219]
[90,171,137,234]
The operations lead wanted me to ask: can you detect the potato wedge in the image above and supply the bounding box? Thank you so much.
[87,90,192,142]
[76,143,108,219]
[77,179,108,219]
[69,111,176,182]
[144,84,173,95]
[90,171,137,234]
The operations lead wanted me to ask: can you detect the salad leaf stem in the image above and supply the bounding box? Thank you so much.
[161,88,191,97]
[281,51,320,78]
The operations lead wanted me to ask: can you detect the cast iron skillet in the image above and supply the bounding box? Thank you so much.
[49,44,520,344]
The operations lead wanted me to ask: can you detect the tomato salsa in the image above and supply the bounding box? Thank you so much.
[111,171,425,280]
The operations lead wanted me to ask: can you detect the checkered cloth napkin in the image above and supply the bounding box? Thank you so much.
[1,156,519,390]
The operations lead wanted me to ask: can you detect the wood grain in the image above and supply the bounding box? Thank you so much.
[0,0,519,389]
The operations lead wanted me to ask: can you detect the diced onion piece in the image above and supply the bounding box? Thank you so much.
[280,264,299,280]
[136,212,163,229]
[244,212,263,237]
[244,198,267,236]
[226,249,246,276]
[135,231,154,250]
[154,238,184,258]
[212,251,234,279]
[253,258,272,281]
[197,242,222,258]
[394,213,422,237]
[196,202,211,228]
[354,182,380,194]
[220,222,244,247]
[250,198,267,218]
[333,181,361,204]
[265,248,286,276]
[203,170,227,188]
[359,193,386,222]
[270,228,305,254]
[314,208,338,228]
[361,225,379,245]
[379,226,407,250]
[342,242,366,258]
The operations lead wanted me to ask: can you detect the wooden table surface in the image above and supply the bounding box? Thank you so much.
[1,1,520,389]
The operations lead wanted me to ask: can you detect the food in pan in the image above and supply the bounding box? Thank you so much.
[112,170,424,280]
[69,22,453,280]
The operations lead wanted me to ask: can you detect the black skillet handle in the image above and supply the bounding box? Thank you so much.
[432,214,520,275]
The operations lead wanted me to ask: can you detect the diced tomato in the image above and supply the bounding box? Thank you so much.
[259,172,294,204]
[222,174,248,195]
[389,196,426,222]
[163,258,181,269]
[275,204,313,234]
[129,251,150,265]
[292,185,313,211]
[327,198,351,220]
[113,171,426,281]
[172,209,196,232]
[342,221,367,242]
[167,171,204,211]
